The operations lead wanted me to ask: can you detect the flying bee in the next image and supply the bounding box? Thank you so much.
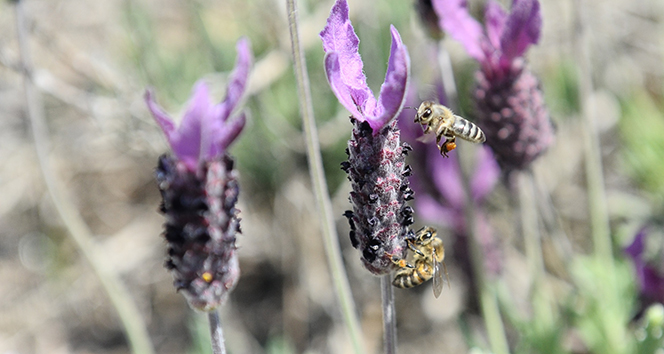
[414,101,486,157]
[392,226,449,298]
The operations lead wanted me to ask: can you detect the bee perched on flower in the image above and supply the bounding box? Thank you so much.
[146,39,252,311]
[320,0,414,275]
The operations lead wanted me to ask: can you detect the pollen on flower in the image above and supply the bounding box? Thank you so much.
[155,154,242,311]
[202,272,213,283]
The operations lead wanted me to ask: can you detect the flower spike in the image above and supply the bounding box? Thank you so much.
[147,38,252,311]
[321,0,414,275]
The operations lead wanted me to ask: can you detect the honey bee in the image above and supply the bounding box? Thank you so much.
[414,101,486,157]
[392,226,449,298]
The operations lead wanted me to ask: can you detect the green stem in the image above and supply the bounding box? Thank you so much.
[285,1,365,353]
[518,170,555,328]
[458,156,510,354]
[519,170,544,283]
[14,2,154,353]
[381,275,397,354]
[438,42,510,354]
[574,0,612,265]
[436,41,459,111]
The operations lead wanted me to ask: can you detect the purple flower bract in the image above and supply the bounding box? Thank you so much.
[146,38,252,172]
[320,0,410,135]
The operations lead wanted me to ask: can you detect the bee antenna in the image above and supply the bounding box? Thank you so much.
[403,106,416,110]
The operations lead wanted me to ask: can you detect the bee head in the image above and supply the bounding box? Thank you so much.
[415,226,437,244]
[415,101,435,124]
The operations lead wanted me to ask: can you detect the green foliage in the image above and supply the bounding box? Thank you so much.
[188,313,213,354]
[636,304,664,354]
[541,60,581,119]
[620,91,664,201]
[571,256,637,354]
[265,335,296,354]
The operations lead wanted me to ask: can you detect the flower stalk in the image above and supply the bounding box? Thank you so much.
[380,275,397,354]
[14,1,155,353]
[574,0,612,265]
[427,9,509,351]
[286,0,365,352]
[456,154,510,354]
[208,311,226,354]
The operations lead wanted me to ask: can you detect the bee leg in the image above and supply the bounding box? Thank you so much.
[406,240,425,258]
[440,137,457,157]
[390,254,414,269]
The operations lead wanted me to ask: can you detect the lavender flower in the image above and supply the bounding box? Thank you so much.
[433,0,554,174]
[320,0,413,275]
[147,38,252,311]
[625,228,664,306]
[417,145,502,272]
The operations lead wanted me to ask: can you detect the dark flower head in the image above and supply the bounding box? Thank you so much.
[321,0,413,275]
[433,0,553,174]
[148,38,252,311]
[625,227,664,305]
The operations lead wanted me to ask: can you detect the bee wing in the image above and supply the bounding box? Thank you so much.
[416,133,436,144]
[432,247,450,298]
[432,260,444,298]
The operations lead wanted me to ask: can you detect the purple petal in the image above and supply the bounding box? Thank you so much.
[145,84,210,171]
[641,266,664,300]
[324,52,365,120]
[625,228,646,259]
[428,147,465,209]
[625,228,664,301]
[500,0,541,62]
[207,112,247,158]
[172,82,210,169]
[485,0,508,50]
[320,0,372,99]
[471,146,500,201]
[223,37,253,118]
[145,89,177,142]
[432,0,486,61]
[372,25,410,133]
[416,194,458,226]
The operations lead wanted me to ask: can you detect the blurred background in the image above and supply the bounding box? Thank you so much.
[0,0,663,353]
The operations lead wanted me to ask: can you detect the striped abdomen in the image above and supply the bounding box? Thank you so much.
[451,116,486,143]
[392,262,433,289]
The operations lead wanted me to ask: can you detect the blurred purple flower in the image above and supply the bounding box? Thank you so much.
[147,38,252,311]
[321,0,414,275]
[146,38,252,172]
[433,0,554,175]
[625,228,664,305]
[414,144,503,275]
